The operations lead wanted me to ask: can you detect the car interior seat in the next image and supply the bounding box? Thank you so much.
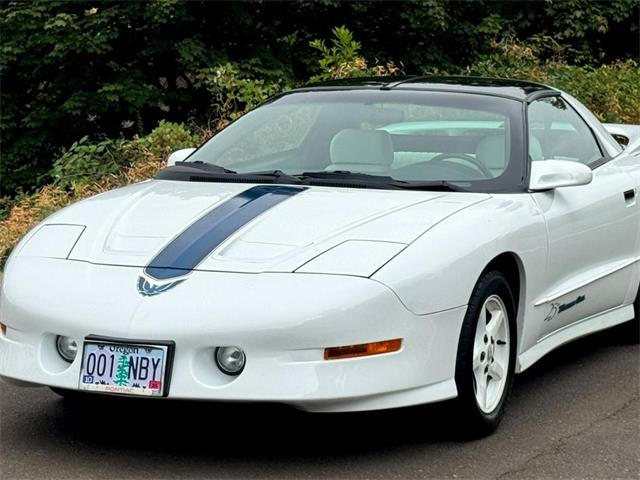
[475,135,545,177]
[475,135,508,177]
[327,129,394,173]
[529,135,544,161]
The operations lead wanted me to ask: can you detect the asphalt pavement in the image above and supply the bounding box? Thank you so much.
[1,325,638,480]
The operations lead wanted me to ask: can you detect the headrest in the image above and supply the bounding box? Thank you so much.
[529,135,544,161]
[328,129,394,172]
[475,135,507,172]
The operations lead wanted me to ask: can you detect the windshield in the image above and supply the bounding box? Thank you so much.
[185,90,525,192]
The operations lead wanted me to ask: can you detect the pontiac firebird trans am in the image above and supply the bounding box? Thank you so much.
[1,77,639,436]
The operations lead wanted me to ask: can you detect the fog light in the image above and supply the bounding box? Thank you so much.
[56,336,78,362]
[215,346,246,375]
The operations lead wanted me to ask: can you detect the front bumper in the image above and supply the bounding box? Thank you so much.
[0,258,466,412]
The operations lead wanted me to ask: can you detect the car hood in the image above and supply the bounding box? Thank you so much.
[43,180,489,275]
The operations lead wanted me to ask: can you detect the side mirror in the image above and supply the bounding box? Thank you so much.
[529,160,593,191]
[604,124,630,148]
[167,148,196,167]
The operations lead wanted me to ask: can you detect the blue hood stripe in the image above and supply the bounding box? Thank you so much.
[145,185,306,280]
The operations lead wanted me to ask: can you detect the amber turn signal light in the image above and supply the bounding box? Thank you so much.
[324,338,402,360]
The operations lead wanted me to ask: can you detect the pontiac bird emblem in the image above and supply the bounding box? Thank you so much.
[137,276,185,297]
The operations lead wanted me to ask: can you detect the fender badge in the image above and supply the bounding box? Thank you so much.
[137,276,185,297]
[544,295,586,322]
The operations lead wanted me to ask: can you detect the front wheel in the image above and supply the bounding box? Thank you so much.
[452,271,517,438]
[618,287,640,343]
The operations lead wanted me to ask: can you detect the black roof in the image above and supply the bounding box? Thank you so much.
[295,75,556,101]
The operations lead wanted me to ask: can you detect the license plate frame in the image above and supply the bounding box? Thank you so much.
[78,336,175,397]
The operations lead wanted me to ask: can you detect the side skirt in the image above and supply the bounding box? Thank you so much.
[516,304,635,373]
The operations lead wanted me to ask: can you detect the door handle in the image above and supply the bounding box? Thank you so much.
[624,189,636,206]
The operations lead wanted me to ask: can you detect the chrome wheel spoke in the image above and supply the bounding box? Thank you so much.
[475,371,488,411]
[486,310,502,338]
[473,350,483,371]
[489,361,505,381]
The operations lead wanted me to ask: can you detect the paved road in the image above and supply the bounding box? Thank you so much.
[1,325,638,480]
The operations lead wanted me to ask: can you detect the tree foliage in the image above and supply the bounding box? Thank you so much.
[1,0,639,194]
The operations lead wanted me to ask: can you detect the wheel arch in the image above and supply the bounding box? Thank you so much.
[481,252,527,348]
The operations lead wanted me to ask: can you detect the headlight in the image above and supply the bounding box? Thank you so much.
[56,336,78,362]
[295,240,406,277]
[215,346,246,375]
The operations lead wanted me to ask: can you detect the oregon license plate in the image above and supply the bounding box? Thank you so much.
[78,340,170,397]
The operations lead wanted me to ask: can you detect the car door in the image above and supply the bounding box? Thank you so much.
[528,95,639,338]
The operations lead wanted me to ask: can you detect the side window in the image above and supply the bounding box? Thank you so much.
[528,97,603,165]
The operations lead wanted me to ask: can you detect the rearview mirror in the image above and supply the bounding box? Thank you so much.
[167,148,196,167]
[529,160,593,191]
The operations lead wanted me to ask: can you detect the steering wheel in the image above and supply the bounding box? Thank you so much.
[428,153,492,178]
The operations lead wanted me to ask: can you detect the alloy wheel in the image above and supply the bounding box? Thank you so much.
[472,294,511,414]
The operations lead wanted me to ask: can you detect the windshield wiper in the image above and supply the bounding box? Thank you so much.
[174,161,237,174]
[301,170,399,183]
[301,170,389,179]
[158,165,305,184]
[300,171,404,189]
[301,171,465,191]
[161,165,465,191]
[240,170,305,184]
[389,180,467,192]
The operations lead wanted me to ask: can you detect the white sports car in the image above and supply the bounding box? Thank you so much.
[1,77,638,436]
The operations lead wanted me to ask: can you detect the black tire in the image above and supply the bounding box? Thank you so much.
[630,287,640,342]
[452,270,517,438]
[617,287,640,343]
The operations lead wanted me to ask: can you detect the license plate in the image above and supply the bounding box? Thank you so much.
[78,340,170,397]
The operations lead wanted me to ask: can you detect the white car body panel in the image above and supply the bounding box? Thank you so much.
[1,257,465,410]
[1,85,639,413]
[59,181,488,275]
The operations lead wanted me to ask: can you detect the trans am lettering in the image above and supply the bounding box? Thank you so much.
[559,295,586,313]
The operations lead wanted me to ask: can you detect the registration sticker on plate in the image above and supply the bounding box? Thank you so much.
[78,341,170,397]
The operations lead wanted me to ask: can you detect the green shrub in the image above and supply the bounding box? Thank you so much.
[49,121,200,189]
[546,61,640,124]
[51,136,128,188]
[309,26,366,81]
[136,120,200,159]
[309,26,401,82]
[194,62,288,126]
[3,1,638,194]
[464,36,640,123]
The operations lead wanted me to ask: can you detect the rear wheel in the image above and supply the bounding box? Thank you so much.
[452,271,517,438]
